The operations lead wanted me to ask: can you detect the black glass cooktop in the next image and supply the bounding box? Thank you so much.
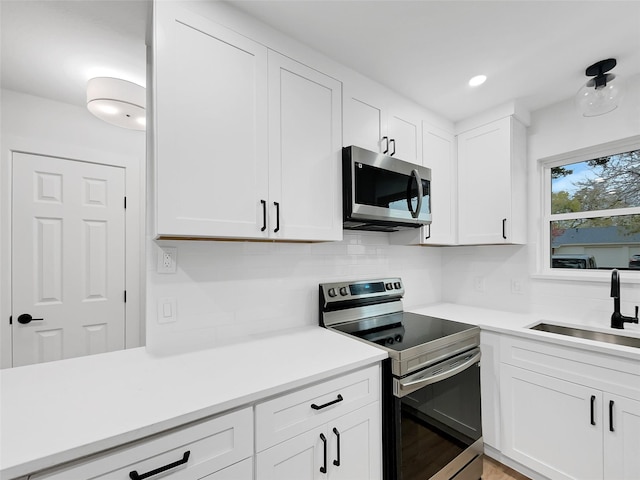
[331,312,476,352]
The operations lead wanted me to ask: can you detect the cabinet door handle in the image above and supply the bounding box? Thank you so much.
[332,427,341,466]
[320,433,327,473]
[382,136,389,154]
[609,400,615,432]
[425,224,431,240]
[389,138,396,156]
[273,201,280,233]
[129,451,190,480]
[502,218,507,239]
[311,394,343,410]
[590,395,596,425]
[260,200,267,232]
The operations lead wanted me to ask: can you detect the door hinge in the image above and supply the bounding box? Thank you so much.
[124,290,127,303]
[124,196,127,209]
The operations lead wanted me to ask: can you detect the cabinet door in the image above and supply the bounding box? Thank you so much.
[154,3,269,239]
[500,365,603,480]
[387,107,421,165]
[604,394,640,480]
[457,117,511,244]
[329,402,381,480]
[343,84,386,154]
[268,51,342,241]
[422,123,456,244]
[256,426,325,480]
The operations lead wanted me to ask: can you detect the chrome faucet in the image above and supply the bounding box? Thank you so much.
[610,269,639,329]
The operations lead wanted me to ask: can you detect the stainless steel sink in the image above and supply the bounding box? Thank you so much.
[530,323,640,349]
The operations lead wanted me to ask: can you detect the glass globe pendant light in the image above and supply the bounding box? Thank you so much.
[576,58,624,117]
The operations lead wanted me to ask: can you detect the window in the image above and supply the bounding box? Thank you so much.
[542,137,640,273]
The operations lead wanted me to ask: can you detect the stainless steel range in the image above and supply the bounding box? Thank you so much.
[319,278,483,480]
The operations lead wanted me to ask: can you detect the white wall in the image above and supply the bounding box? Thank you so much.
[442,75,640,327]
[146,233,443,354]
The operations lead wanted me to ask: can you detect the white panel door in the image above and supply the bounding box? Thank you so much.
[154,2,269,239]
[11,152,125,366]
[604,394,640,480]
[268,51,342,241]
[501,364,603,480]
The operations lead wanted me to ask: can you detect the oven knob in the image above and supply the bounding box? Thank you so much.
[327,288,337,298]
[394,282,401,289]
[339,287,348,296]
[394,334,403,343]
[386,337,394,345]
[385,282,393,290]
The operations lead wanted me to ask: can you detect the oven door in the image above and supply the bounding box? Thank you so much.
[343,146,431,225]
[391,348,483,480]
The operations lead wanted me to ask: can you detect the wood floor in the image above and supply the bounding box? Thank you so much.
[483,456,531,480]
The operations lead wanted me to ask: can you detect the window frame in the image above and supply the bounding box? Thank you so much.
[537,135,640,282]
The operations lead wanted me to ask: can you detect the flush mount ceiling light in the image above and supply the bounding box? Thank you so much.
[87,77,146,131]
[576,58,624,117]
[468,75,487,87]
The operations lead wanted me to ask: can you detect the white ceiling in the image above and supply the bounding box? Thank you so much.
[2,0,639,123]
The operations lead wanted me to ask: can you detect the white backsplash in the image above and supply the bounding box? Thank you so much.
[146,232,444,353]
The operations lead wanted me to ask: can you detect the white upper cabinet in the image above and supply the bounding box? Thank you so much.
[268,51,342,241]
[152,3,342,241]
[344,80,422,164]
[391,122,457,246]
[457,116,526,245]
[153,2,269,239]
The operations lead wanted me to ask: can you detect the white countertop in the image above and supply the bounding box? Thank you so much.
[0,326,387,479]
[409,302,640,363]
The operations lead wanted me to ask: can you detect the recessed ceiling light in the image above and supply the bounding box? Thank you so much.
[469,75,487,87]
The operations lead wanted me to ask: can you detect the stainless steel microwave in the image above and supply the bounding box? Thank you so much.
[342,146,431,231]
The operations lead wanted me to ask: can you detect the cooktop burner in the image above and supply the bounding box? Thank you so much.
[330,312,475,352]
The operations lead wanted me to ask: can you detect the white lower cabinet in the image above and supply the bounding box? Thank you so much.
[255,365,382,480]
[30,407,253,479]
[501,365,603,480]
[256,402,380,480]
[498,336,640,480]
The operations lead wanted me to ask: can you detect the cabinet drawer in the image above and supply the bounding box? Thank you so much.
[255,365,380,452]
[31,407,253,479]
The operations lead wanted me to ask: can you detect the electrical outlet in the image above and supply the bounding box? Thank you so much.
[473,276,486,293]
[511,279,523,295]
[157,246,177,273]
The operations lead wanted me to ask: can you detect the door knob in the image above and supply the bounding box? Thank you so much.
[17,313,44,324]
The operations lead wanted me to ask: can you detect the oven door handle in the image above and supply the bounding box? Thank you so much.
[396,348,481,396]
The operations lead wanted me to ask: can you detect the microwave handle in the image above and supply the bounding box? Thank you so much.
[407,169,423,219]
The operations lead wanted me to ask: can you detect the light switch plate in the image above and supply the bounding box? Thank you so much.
[157,297,177,323]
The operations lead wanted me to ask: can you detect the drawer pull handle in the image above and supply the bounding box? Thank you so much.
[333,427,341,466]
[311,394,343,410]
[129,450,190,480]
[320,433,327,473]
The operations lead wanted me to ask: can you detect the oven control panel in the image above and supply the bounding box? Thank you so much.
[320,278,404,305]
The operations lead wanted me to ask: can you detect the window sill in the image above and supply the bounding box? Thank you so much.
[532,270,640,284]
